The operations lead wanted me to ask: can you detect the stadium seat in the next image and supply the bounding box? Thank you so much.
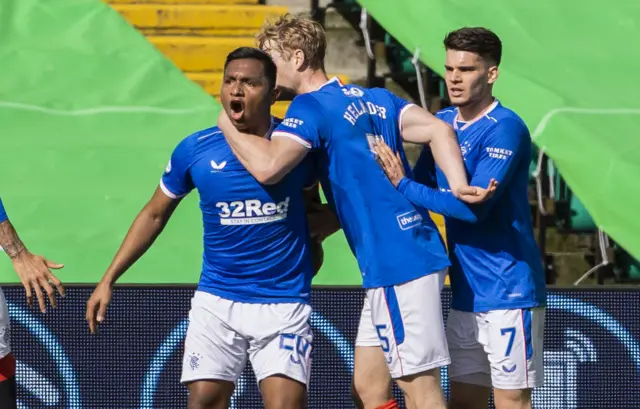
[107,0,352,113]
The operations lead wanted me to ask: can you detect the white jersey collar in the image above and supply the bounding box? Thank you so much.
[453,99,500,131]
[315,76,343,91]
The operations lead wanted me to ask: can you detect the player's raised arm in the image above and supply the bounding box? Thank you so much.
[397,104,473,197]
[0,197,65,313]
[219,93,324,185]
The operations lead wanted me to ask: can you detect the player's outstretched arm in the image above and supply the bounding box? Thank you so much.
[0,198,65,313]
[374,141,496,223]
[398,105,473,197]
[377,117,527,223]
[86,187,180,333]
[218,111,310,185]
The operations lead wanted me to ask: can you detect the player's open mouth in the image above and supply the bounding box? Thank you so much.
[229,100,245,121]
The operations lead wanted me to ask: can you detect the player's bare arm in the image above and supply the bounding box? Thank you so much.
[399,105,474,198]
[303,183,341,242]
[0,219,65,313]
[86,186,181,334]
[303,183,341,275]
[374,139,497,203]
[218,110,310,185]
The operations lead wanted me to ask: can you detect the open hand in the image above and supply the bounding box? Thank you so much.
[454,179,499,204]
[373,139,405,187]
[12,252,65,313]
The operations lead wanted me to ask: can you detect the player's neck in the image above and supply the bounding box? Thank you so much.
[244,115,273,138]
[457,94,495,122]
[296,70,330,95]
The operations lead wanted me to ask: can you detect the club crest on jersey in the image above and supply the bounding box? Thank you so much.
[460,141,471,158]
[216,197,290,225]
[342,87,364,97]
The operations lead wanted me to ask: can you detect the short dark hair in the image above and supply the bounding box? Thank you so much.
[224,47,277,90]
[443,27,502,66]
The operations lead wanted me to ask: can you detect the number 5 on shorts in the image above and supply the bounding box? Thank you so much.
[375,324,390,352]
[501,327,516,357]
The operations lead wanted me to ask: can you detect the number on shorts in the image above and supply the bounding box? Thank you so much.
[375,324,390,352]
[501,327,516,357]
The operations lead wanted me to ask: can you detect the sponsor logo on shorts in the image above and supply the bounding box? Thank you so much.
[215,197,290,225]
[396,210,423,231]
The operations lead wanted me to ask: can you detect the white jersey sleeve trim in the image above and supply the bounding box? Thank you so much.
[398,103,417,132]
[159,179,186,199]
[272,131,312,150]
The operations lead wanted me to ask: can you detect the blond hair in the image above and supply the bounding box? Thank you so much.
[256,13,326,71]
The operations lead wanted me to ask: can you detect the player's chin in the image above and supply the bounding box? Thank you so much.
[229,117,248,130]
[449,95,470,107]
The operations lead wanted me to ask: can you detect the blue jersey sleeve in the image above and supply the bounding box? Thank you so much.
[160,139,195,199]
[0,198,7,223]
[381,89,416,130]
[272,94,325,150]
[398,118,529,223]
[397,179,477,222]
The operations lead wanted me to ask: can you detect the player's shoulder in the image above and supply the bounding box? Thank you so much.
[286,93,327,124]
[290,91,323,109]
[486,101,530,136]
[435,107,457,123]
[173,125,223,155]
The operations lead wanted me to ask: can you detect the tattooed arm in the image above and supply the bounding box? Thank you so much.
[0,219,26,259]
[0,199,65,313]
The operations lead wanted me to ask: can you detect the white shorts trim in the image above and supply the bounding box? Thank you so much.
[181,291,313,386]
[356,271,450,379]
[447,307,545,390]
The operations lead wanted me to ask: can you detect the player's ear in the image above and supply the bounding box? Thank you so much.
[270,87,280,105]
[292,49,305,71]
[487,65,499,85]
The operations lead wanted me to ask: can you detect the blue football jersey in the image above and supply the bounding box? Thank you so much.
[401,100,546,312]
[160,118,316,304]
[0,198,7,223]
[272,78,450,289]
